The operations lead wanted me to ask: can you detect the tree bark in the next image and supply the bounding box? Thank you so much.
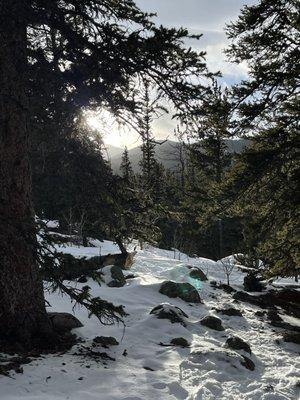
[0,0,52,345]
[115,237,128,255]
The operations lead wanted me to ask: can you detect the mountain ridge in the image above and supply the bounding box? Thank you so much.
[105,139,250,174]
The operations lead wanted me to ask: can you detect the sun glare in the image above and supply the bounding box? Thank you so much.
[85,109,141,149]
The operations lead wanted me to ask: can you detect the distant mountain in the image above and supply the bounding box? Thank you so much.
[223,138,250,154]
[107,139,250,174]
[109,140,181,173]
[103,144,123,160]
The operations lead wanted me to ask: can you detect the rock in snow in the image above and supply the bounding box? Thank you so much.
[159,280,202,303]
[102,265,126,287]
[187,266,208,281]
[1,239,299,400]
[200,315,225,331]
[215,307,243,317]
[170,337,190,347]
[226,336,252,354]
[93,336,119,347]
[48,312,83,333]
[150,303,189,325]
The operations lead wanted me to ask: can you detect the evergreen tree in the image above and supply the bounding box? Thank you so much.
[120,147,133,184]
[188,82,232,183]
[1,0,213,346]
[224,0,299,277]
[138,80,162,189]
[0,0,55,346]
[179,83,243,259]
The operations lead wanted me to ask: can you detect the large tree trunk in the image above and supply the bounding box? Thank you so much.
[0,0,52,345]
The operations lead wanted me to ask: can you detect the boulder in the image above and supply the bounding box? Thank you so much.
[93,336,119,347]
[226,336,251,354]
[159,281,201,303]
[188,267,208,281]
[170,337,190,347]
[200,315,224,331]
[241,355,255,371]
[216,307,243,317]
[105,265,126,287]
[150,303,189,326]
[48,312,83,333]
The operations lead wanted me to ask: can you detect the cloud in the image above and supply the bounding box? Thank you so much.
[136,0,257,31]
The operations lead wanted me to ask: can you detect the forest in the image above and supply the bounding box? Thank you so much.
[0,1,299,399]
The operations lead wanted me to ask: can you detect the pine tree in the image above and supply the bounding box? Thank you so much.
[120,147,133,184]
[224,0,299,277]
[0,0,212,346]
[188,82,232,183]
[179,83,243,259]
[0,0,54,345]
[139,81,159,188]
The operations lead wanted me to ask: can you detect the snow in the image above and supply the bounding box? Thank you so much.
[43,220,60,229]
[52,239,121,258]
[1,240,299,400]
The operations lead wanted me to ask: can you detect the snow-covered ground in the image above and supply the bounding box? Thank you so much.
[1,241,299,400]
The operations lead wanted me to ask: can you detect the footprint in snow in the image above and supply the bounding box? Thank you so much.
[152,382,167,389]
[168,381,189,399]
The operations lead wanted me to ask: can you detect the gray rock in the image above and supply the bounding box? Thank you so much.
[93,336,119,347]
[188,267,208,281]
[48,312,83,333]
[170,337,190,347]
[241,355,255,371]
[150,304,189,326]
[216,307,243,317]
[159,281,202,303]
[226,336,251,354]
[107,265,126,287]
[200,315,224,331]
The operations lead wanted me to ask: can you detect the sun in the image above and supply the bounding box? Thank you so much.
[85,109,141,149]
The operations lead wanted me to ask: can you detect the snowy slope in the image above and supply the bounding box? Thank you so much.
[1,241,299,400]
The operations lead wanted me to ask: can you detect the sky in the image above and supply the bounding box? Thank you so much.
[88,0,257,149]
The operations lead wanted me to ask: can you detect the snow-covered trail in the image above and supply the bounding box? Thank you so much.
[1,242,299,400]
